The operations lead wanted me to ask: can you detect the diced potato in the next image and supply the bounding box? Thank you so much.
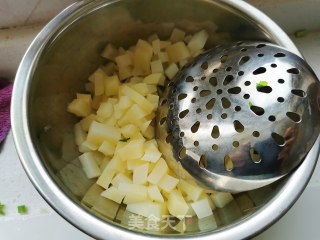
[158,52,169,63]
[111,172,132,187]
[118,183,148,203]
[98,140,116,157]
[80,114,96,132]
[166,42,190,63]
[92,196,120,219]
[141,141,162,162]
[97,157,123,188]
[158,174,179,192]
[118,65,133,81]
[91,96,103,110]
[126,201,167,218]
[101,186,125,204]
[100,157,111,171]
[127,159,146,171]
[120,85,154,114]
[147,158,168,184]
[178,179,203,202]
[116,139,145,161]
[97,102,113,119]
[210,192,234,208]
[187,30,208,54]
[104,75,120,97]
[120,124,140,138]
[82,184,104,207]
[68,97,91,117]
[186,203,196,217]
[152,39,161,54]
[179,59,188,68]
[143,73,165,85]
[133,39,153,76]
[170,28,186,43]
[190,198,213,219]
[128,76,144,84]
[79,152,101,179]
[74,122,86,146]
[133,163,149,185]
[118,104,148,127]
[143,125,155,139]
[94,76,104,96]
[165,63,179,80]
[150,60,164,73]
[167,189,189,220]
[160,41,171,49]
[89,68,107,83]
[148,185,164,203]
[132,83,151,96]
[115,53,133,67]
[86,121,121,149]
[175,219,186,233]
[118,96,132,110]
[146,94,159,110]
[101,43,118,61]
[118,47,126,55]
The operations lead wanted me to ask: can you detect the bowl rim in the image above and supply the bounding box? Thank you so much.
[11,0,319,239]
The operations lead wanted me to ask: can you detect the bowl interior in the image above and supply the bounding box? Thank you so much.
[27,0,296,237]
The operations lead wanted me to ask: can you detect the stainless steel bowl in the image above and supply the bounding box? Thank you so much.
[11,0,320,239]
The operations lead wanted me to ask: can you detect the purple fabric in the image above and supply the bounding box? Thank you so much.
[0,78,13,143]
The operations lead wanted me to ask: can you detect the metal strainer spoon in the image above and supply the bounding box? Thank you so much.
[156,41,320,192]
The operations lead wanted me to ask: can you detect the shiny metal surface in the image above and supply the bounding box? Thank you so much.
[11,0,319,239]
[157,42,320,192]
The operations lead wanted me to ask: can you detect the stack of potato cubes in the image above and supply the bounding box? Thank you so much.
[68,28,234,232]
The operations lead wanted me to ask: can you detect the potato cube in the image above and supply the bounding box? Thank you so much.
[146,94,159,110]
[132,83,150,96]
[139,120,152,134]
[158,174,179,192]
[148,33,159,42]
[133,163,149,185]
[143,125,155,139]
[79,152,101,179]
[118,183,148,203]
[94,76,104,96]
[101,186,125,204]
[210,192,234,208]
[121,124,140,138]
[147,158,168,184]
[158,52,169,63]
[179,59,188,68]
[165,63,179,80]
[80,114,96,131]
[74,122,86,146]
[150,60,164,74]
[68,97,91,117]
[170,28,186,43]
[128,76,143,84]
[111,173,132,187]
[133,39,153,76]
[143,73,165,85]
[86,121,121,149]
[97,157,123,188]
[115,53,133,67]
[120,85,154,114]
[141,141,162,162]
[118,96,132,110]
[101,43,118,61]
[160,41,171,49]
[104,75,120,97]
[82,184,104,207]
[187,30,208,54]
[100,157,111,171]
[167,189,189,220]
[190,198,213,219]
[178,179,204,202]
[89,68,107,83]
[97,102,113,119]
[152,39,161,54]
[127,159,146,171]
[148,185,164,203]
[98,140,116,157]
[100,62,116,76]
[116,139,145,161]
[118,65,133,81]
[126,201,167,219]
[166,42,190,63]
[198,215,218,231]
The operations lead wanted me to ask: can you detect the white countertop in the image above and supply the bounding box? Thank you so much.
[0,19,320,240]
